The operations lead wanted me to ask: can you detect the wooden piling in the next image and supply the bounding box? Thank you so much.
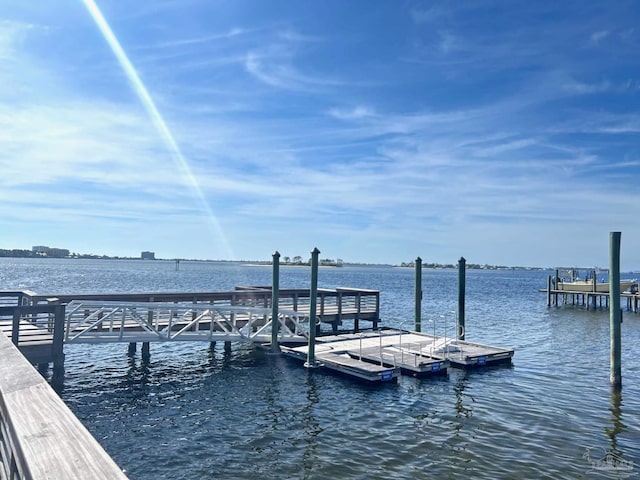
[414,257,422,332]
[458,257,466,340]
[127,342,137,356]
[52,304,66,387]
[141,342,150,360]
[271,251,280,353]
[609,232,622,389]
[305,247,320,368]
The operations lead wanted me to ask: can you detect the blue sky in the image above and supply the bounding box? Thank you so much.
[1,1,639,267]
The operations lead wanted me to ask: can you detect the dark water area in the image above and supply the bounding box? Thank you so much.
[1,258,639,479]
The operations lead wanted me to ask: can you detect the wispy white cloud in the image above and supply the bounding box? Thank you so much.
[562,79,612,94]
[327,105,376,120]
[244,49,343,91]
[590,29,610,45]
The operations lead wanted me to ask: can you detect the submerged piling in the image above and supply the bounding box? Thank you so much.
[141,342,150,360]
[271,251,280,353]
[414,257,422,332]
[305,247,320,368]
[609,232,622,389]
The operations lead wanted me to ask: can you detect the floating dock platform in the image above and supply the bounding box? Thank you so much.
[280,329,514,383]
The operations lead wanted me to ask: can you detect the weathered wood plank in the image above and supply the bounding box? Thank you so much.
[0,335,127,479]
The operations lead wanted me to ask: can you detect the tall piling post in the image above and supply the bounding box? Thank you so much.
[52,303,66,387]
[609,232,622,389]
[271,251,281,353]
[414,257,422,332]
[458,257,466,340]
[305,247,320,368]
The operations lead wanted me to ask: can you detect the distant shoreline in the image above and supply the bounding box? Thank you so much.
[0,255,554,270]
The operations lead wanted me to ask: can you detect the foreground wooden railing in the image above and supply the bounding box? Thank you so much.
[0,334,127,479]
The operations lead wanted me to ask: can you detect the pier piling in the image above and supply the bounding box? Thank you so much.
[142,342,150,360]
[271,251,280,353]
[414,257,422,332]
[609,232,622,389]
[52,304,65,386]
[305,247,320,368]
[458,257,466,340]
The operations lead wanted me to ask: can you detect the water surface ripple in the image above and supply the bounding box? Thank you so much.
[1,259,638,479]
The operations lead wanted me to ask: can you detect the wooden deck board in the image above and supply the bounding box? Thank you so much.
[0,335,127,479]
[288,330,513,371]
[347,345,449,375]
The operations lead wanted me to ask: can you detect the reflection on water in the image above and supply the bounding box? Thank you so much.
[606,388,624,458]
[453,370,472,425]
[302,374,321,479]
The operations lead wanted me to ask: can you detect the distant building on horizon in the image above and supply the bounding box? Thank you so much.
[32,246,70,258]
[141,251,156,260]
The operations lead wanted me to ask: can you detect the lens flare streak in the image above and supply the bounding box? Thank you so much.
[82,0,234,259]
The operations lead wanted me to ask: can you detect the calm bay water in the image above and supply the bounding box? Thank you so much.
[1,258,639,479]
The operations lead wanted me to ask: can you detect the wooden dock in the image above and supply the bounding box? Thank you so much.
[544,286,640,312]
[280,329,513,383]
[544,271,640,311]
[2,287,514,385]
[0,333,127,479]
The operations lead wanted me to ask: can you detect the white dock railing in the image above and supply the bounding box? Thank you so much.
[63,301,310,344]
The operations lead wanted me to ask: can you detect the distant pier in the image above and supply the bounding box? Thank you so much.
[544,270,640,312]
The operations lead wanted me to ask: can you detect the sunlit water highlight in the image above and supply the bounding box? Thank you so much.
[1,258,639,479]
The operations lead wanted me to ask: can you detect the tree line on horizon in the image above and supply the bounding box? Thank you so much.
[278,255,344,267]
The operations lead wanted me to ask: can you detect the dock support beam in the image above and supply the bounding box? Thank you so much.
[609,232,622,389]
[127,342,136,356]
[414,257,422,332]
[271,251,280,353]
[458,257,466,340]
[305,247,320,368]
